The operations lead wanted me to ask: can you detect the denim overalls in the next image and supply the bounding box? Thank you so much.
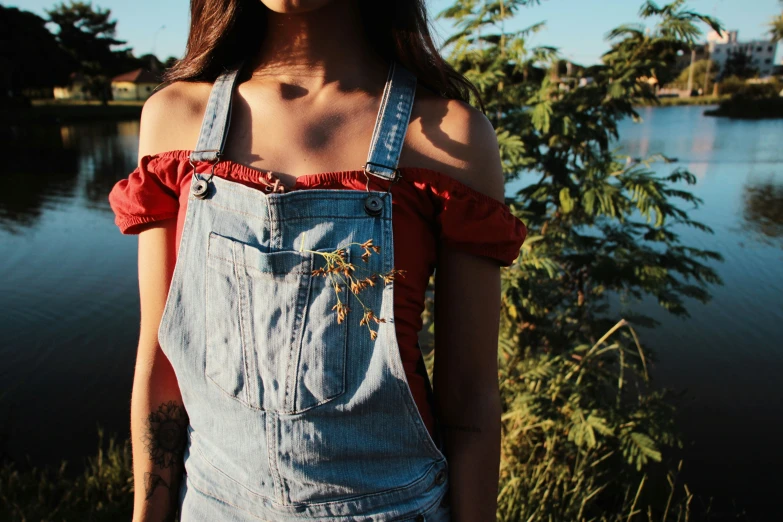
[157,61,452,521]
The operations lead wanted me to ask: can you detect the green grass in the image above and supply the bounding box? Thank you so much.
[31,100,145,107]
[3,95,735,125]
[0,429,134,522]
[705,96,783,119]
[635,95,728,107]
[4,100,143,124]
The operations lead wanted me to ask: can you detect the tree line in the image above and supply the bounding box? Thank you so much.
[2,1,174,104]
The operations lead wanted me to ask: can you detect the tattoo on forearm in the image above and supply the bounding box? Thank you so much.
[441,423,483,433]
[144,471,170,500]
[142,401,188,518]
[143,400,189,469]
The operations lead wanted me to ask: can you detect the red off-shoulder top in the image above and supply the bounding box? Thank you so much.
[108,150,527,439]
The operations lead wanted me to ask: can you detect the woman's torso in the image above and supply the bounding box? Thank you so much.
[110,60,526,520]
[128,65,515,439]
[133,150,447,438]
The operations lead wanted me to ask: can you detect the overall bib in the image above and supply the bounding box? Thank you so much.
[157,61,453,521]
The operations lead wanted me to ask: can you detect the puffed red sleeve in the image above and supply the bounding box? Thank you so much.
[108,152,187,234]
[429,172,527,266]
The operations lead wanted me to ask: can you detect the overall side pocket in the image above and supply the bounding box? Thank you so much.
[205,232,349,414]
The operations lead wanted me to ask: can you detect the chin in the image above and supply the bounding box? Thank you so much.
[260,0,337,14]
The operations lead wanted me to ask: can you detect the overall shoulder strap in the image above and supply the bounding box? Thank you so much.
[190,62,245,164]
[364,62,417,181]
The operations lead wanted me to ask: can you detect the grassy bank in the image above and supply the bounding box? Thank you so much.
[705,96,783,119]
[0,429,133,521]
[0,95,737,125]
[635,95,728,107]
[3,100,144,125]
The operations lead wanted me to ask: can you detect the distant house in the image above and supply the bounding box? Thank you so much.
[111,69,160,101]
[53,71,89,100]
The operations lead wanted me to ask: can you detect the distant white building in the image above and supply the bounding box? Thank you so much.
[707,30,778,78]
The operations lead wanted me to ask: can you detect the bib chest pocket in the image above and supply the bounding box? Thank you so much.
[205,232,349,414]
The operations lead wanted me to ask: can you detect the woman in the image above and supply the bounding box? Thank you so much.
[109,1,527,520]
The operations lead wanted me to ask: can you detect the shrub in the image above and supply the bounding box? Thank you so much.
[0,429,133,521]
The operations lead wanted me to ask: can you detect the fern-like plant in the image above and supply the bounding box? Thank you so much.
[432,1,725,520]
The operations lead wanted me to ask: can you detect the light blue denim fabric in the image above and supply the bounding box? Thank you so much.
[364,62,417,182]
[157,61,452,521]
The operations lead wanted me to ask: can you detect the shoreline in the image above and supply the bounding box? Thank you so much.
[3,100,144,124]
[704,96,783,119]
[634,95,728,107]
[3,95,780,126]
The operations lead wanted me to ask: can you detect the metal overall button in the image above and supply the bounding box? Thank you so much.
[191,179,210,198]
[434,469,446,485]
[364,194,384,216]
[362,163,401,216]
[189,151,220,200]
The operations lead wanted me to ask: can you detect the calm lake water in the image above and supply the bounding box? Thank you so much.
[1,106,781,518]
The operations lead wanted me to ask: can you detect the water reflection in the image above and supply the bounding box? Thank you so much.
[0,125,79,233]
[73,122,139,210]
[743,179,783,243]
[0,122,139,233]
[1,120,141,468]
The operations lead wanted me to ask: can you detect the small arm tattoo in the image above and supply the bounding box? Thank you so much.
[144,471,170,500]
[143,400,189,469]
[144,471,178,522]
[441,423,483,433]
[142,401,188,520]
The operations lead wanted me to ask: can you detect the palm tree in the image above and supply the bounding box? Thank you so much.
[771,1,783,42]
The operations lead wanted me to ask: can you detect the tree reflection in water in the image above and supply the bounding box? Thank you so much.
[742,180,783,244]
[0,121,139,234]
[0,125,79,233]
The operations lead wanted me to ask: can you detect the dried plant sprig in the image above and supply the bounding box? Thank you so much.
[298,237,406,340]
[332,302,350,324]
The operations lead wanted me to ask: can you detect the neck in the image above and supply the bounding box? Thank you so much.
[248,1,383,89]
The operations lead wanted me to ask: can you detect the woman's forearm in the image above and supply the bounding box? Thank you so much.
[440,388,502,522]
[130,343,187,522]
[131,221,184,521]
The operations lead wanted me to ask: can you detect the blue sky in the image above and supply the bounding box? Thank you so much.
[13,0,783,66]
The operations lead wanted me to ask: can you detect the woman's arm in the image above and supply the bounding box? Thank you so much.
[422,99,506,522]
[129,86,203,521]
[130,219,187,522]
[434,248,503,522]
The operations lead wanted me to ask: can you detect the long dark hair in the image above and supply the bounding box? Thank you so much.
[163,0,481,106]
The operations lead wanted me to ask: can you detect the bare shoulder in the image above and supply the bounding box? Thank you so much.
[403,87,504,202]
[137,80,213,160]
